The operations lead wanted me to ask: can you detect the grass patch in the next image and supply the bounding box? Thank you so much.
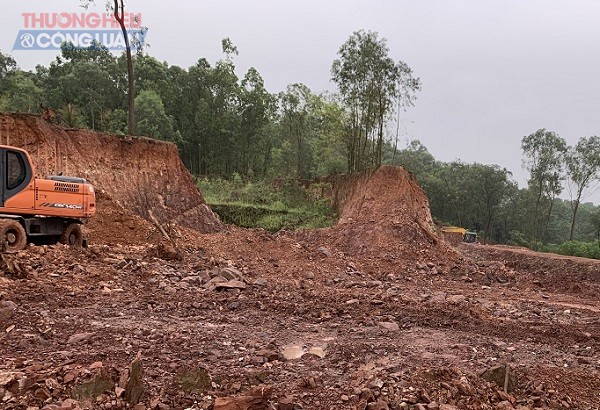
[199,177,336,231]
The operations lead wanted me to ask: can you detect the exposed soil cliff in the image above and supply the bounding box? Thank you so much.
[0,114,221,243]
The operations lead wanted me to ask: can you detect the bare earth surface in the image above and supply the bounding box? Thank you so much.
[0,118,598,410]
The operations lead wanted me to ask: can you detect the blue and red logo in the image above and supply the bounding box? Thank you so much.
[13,12,147,51]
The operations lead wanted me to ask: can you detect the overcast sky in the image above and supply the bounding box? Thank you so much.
[1,1,600,201]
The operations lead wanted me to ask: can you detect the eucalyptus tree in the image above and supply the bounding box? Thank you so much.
[43,42,120,129]
[80,0,138,135]
[112,0,135,134]
[278,83,315,178]
[469,164,515,243]
[239,67,273,176]
[0,71,44,113]
[521,129,567,242]
[331,30,420,172]
[135,89,177,141]
[565,136,600,240]
[0,51,17,93]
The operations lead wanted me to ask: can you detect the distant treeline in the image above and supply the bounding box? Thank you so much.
[1,33,599,251]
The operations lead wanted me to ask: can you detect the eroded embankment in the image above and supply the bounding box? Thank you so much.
[327,166,452,254]
[0,113,221,242]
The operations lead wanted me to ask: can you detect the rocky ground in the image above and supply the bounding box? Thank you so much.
[0,225,598,410]
[0,117,597,409]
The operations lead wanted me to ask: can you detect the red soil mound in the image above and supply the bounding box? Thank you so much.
[296,166,455,265]
[332,166,448,249]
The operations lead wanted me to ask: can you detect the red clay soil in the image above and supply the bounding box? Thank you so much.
[0,134,598,410]
[332,166,451,254]
[86,191,159,246]
[299,166,458,269]
[459,243,600,299]
[0,113,221,234]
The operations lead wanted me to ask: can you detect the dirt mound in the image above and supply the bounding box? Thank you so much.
[321,166,452,257]
[0,113,221,243]
[333,166,433,226]
[86,191,159,246]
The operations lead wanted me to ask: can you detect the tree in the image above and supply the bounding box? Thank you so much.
[113,0,135,135]
[81,0,136,134]
[135,90,177,141]
[278,83,315,178]
[469,164,515,243]
[387,139,436,179]
[43,42,120,129]
[134,55,171,103]
[0,51,17,93]
[0,71,43,113]
[0,52,42,113]
[208,52,241,176]
[239,67,272,176]
[331,30,420,172]
[565,136,600,240]
[311,96,347,176]
[521,129,567,242]
[423,161,475,228]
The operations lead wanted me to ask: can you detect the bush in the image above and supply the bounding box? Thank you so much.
[540,240,600,260]
[198,178,336,231]
[506,230,530,248]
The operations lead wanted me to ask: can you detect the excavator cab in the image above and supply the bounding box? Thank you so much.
[463,231,477,243]
[0,147,33,207]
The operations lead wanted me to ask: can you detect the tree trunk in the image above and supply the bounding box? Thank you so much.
[569,199,580,241]
[542,195,555,242]
[569,186,585,242]
[530,180,543,243]
[114,0,135,135]
[484,203,494,245]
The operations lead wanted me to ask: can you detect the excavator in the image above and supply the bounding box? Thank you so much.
[441,226,477,243]
[0,145,95,252]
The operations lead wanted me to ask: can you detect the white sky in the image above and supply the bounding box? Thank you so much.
[1,0,599,201]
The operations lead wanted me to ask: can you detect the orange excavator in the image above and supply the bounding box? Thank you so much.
[0,145,95,251]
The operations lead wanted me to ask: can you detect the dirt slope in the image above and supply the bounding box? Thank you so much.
[459,242,600,298]
[0,114,221,238]
[332,165,443,246]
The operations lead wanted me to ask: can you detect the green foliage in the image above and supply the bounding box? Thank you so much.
[331,30,420,171]
[273,85,346,179]
[542,241,600,260]
[385,139,435,178]
[199,178,336,231]
[506,230,530,247]
[0,51,17,95]
[565,135,600,240]
[0,70,43,113]
[521,129,567,242]
[135,89,177,141]
[57,103,86,128]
